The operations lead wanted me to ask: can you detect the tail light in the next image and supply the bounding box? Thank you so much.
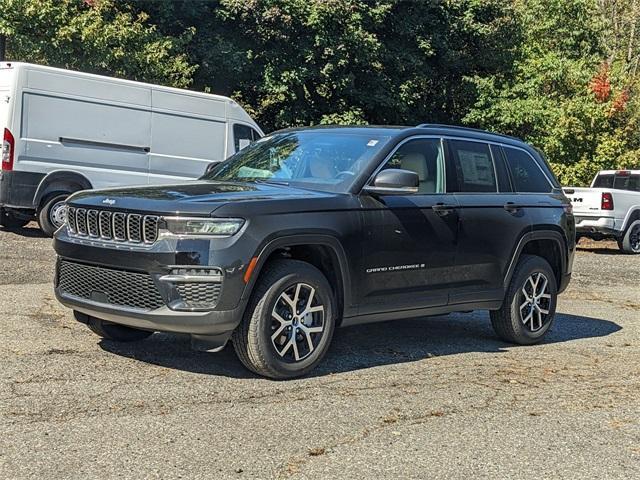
[2,128,14,171]
[601,192,614,210]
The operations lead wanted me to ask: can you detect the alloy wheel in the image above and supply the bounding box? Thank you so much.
[271,283,325,362]
[519,272,552,332]
[630,224,640,252]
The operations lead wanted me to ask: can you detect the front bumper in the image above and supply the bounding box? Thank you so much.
[53,226,255,349]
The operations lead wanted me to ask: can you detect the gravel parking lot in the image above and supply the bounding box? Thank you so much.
[1,224,639,479]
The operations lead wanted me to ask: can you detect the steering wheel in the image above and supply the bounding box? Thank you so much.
[336,171,356,179]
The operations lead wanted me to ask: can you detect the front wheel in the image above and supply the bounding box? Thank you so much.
[490,255,557,345]
[38,193,69,237]
[617,220,640,254]
[232,259,336,379]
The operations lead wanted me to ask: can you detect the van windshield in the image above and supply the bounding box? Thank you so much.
[202,131,390,193]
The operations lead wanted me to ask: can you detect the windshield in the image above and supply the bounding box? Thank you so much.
[202,130,391,193]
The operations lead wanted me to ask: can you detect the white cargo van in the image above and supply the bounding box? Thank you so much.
[0,62,263,235]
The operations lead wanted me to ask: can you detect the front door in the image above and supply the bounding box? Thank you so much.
[358,137,459,315]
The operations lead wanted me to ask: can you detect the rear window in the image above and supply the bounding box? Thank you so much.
[503,146,552,193]
[593,173,639,192]
[448,140,497,192]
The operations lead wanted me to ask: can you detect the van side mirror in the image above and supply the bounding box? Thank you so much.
[363,169,419,195]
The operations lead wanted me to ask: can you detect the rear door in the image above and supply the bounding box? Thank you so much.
[447,139,532,304]
[358,137,459,314]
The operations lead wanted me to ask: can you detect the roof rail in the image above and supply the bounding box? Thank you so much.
[416,123,522,142]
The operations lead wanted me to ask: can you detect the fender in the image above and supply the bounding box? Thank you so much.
[621,206,640,232]
[33,170,93,208]
[241,233,353,316]
[503,230,568,290]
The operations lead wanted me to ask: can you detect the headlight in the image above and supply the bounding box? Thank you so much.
[163,217,245,237]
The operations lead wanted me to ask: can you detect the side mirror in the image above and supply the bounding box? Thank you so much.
[363,168,419,195]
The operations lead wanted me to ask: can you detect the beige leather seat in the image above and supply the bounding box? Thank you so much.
[401,153,436,193]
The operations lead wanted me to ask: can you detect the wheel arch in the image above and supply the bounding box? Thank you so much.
[242,234,352,324]
[33,170,93,209]
[621,206,640,232]
[504,231,567,293]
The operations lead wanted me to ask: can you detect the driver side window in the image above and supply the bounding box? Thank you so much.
[381,138,445,193]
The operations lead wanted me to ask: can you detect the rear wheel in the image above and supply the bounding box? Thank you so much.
[38,193,69,237]
[617,220,640,254]
[85,315,153,342]
[490,255,557,345]
[0,209,29,229]
[232,259,336,379]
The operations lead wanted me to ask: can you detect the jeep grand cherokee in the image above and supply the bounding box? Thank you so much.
[53,125,575,379]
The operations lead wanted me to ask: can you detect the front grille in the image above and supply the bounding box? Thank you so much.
[175,282,222,309]
[57,260,165,311]
[67,207,159,244]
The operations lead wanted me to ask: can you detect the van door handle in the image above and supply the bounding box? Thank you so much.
[504,202,524,213]
[432,203,457,216]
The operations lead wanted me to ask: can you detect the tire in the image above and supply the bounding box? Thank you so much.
[37,193,69,237]
[617,220,640,254]
[232,259,336,379]
[490,254,557,345]
[86,316,153,342]
[0,209,29,229]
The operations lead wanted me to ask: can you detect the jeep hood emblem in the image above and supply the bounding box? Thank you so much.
[102,198,116,205]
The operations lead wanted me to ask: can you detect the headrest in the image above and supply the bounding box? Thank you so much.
[401,153,428,181]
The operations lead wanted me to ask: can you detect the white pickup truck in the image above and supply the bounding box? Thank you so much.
[564,170,640,254]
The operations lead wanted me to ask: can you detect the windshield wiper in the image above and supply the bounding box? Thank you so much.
[253,179,290,186]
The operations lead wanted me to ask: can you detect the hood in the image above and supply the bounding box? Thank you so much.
[67,180,329,216]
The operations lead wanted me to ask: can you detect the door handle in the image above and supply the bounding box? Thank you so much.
[432,203,457,216]
[503,202,524,213]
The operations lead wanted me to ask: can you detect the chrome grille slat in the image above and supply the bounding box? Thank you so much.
[57,260,164,311]
[87,210,99,237]
[66,208,159,245]
[76,208,87,235]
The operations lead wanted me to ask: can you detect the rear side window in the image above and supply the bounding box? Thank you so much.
[594,173,640,191]
[233,124,260,152]
[448,140,497,192]
[503,146,552,193]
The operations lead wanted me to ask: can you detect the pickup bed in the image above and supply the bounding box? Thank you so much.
[564,170,640,253]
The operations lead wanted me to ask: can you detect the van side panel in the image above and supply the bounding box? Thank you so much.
[19,91,151,189]
[148,89,227,183]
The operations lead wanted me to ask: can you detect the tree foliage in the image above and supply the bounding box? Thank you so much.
[2,0,640,185]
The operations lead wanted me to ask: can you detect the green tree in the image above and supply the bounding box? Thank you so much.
[0,0,195,87]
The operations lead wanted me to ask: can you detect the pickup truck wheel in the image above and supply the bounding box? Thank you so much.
[86,316,153,342]
[38,193,69,237]
[232,259,336,379]
[490,255,557,345]
[618,220,640,254]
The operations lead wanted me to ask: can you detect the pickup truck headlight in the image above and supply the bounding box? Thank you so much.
[163,217,245,237]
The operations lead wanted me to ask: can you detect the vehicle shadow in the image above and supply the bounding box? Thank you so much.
[0,223,48,238]
[98,310,621,379]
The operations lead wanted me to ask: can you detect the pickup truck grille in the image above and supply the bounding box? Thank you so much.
[66,207,159,244]
[57,260,164,311]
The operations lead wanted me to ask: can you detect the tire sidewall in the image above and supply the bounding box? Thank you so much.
[621,220,640,254]
[253,266,336,378]
[508,258,558,343]
[38,193,69,237]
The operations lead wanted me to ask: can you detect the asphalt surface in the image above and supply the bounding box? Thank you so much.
[1,225,639,479]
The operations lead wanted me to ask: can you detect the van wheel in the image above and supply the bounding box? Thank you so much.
[0,209,29,229]
[86,316,153,342]
[490,255,557,345]
[38,193,69,236]
[618,220,640,254]
[232,259,336,379]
